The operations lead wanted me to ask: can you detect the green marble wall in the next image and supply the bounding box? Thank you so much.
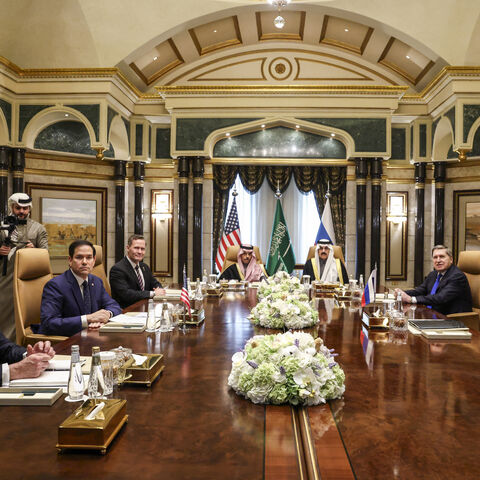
[410,124,414,159]
[432,117,440,147]
[19,104,52,142]
[0,98,12,141]
[65,104,100,142]
[213,126,346,158]
[135,124,143,156]
[156,128,171,158]
[419,124,427,157]
[176,118,261,151]
[445,107,455,138]
[299,118,387,152]
[391,127,406,160]
[463,105,480,142]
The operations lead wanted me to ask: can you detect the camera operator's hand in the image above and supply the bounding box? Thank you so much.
[0,245,11,256]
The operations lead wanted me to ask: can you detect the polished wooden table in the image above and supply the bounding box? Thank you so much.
[1,291,479,479]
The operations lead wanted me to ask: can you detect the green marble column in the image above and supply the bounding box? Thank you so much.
[370,158,382,278]
[177,157,190,281]
[433,162,446,245]
[192,157,204,280]
[414,163,426,285]
[11,148,25,193]
[133,162,145,235]
[114,160,127,263]
[355,158,368,279]
[0,147,10,220]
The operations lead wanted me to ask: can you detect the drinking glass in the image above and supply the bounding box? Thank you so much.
[209,274,217,288]
[99,351,115,395]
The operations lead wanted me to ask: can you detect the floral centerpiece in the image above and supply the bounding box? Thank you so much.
[257,271,304,300]
[249,293,319,329]
[228,331,345,405]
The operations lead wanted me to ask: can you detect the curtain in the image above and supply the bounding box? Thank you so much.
[212,165,347,268]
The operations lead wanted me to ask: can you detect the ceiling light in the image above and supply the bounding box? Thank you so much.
[261,124,266,128]
[268,0,291,6]
[406,55,410,59]
[331,133,335,137]
[153,56,158,61]
[213,30,217,33]
[226,132,230,137]
[344,28,349,32]
[274,15,285,29]
[64,113,69,117]
[295,125,300,129]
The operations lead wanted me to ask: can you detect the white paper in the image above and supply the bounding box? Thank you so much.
[10,370,70,387]
[109,314,146,326]
[132,354,148,366]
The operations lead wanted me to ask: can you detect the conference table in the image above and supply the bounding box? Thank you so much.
[1,289,480,479]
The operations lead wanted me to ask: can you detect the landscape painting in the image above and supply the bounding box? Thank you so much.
[41,198,97,257]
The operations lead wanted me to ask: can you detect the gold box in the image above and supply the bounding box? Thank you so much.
[178,308,205,326]
[206,287,223,297]
[125,353,165,387]
[362,311,389,329]
[57,399,128,454]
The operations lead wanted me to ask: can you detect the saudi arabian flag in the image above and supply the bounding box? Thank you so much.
[266,199,296,275]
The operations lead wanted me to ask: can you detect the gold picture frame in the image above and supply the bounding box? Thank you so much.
[26,183,107,274]
[453,189,480,263]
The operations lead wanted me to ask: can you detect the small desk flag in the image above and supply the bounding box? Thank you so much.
[361,266,377,307]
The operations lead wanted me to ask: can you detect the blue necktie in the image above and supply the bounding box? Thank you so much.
[427,273,442,308]
[82,280,92,315]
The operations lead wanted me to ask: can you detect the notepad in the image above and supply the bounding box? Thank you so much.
[410,320,468,330]
[109,314,146,326]
[154,289,182,300]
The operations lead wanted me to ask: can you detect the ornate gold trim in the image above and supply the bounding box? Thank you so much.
[433,181,445,188]
[114,180,125,187]
[356,178,366,185]
[178,177,189,184]
[293,57,372,81]
[386,178,416,184]
[134,180,144,188]
[191,58,267,82]
[371,179,382,185]
[415,183,425,189]
[12,171,24,178]
[446,176,480,183]
[26,151,116,166]
[208,157,349,166]
[157,84,408,96]
[0,170,8,177]
[164,47,400,86]
[268,57,293,80]
[256,11,306,42]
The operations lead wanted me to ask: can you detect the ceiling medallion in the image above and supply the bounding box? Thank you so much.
[267,0,291,29]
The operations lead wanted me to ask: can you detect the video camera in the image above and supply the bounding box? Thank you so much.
[1,215,27,276]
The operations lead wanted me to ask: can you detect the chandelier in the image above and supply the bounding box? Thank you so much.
[267,0,292,29]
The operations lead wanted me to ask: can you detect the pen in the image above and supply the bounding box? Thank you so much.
[85,401,105,420]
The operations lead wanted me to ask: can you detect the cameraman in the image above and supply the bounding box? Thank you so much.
[0,193,48,340]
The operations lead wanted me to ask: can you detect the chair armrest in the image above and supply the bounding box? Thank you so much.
[447,312,479,331]
[24,333,68,347]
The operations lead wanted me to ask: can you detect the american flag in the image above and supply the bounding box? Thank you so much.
[215,197,241,272]
[180,264,191,314]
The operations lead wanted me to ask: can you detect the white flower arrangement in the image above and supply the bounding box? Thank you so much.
[249,293,319,329]
[228,331,345,405]
[257,271,304,300]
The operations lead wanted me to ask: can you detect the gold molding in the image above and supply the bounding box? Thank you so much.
[256,11,306,42]
[157,84,408,96]
[193,178,203,184]
[268,57,293,80]
[208,157,349,166]
[293,57,372,82]
[386,178,416,184]
[178,177,189,184]
[114,180,125,187]
[0,170,8,177]
[415,183,425,189]
[190,58,267,82]
[356,178,366,185]
[12,171,24,178]
[26,151,116,166]
[447,176,480,183]
[164,47,399,86]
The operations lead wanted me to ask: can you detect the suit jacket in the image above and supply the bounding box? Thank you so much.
[38,269,122,336]
[0,332,26,383]
[405,264,472,315]
[219,263,267,282]
[109,257,161,308]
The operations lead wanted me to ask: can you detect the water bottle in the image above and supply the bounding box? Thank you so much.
[66,345,85,402]
[359,274,364,289]
[88,346,106,399]
[202,269,208,284]
[396,292,403,312]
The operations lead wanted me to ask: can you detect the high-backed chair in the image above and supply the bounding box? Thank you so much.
[306,245,346,265]
[448,250,480,330]
[92,244,111,295]
[13,248,67,346]
[221,245,264,274]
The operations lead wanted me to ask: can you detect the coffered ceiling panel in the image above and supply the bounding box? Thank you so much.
[320,15,373,55]
[129,39,183,85]
[256,11,306,41]
[378,37,434,85]
[189,16,242,55]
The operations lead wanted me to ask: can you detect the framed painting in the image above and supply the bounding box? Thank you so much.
[26,183,107,274]
[453,189,480,263]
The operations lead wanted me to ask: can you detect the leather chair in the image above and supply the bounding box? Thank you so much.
[13,248,67,346]
[221,245,264,274]
[448,250,480,330]
[92,244,111,295]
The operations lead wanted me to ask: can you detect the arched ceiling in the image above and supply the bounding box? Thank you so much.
[1,0,479,94]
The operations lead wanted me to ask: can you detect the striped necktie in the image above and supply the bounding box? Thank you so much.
[135,264,144,291]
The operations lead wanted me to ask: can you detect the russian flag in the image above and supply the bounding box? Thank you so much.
[315,197,336,244]
[361,267,377,306]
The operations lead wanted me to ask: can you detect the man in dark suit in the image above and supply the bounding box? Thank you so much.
[38,240,121,336]
[1,333,55,386]
[109,234,164,308]
[395,245,472,315]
